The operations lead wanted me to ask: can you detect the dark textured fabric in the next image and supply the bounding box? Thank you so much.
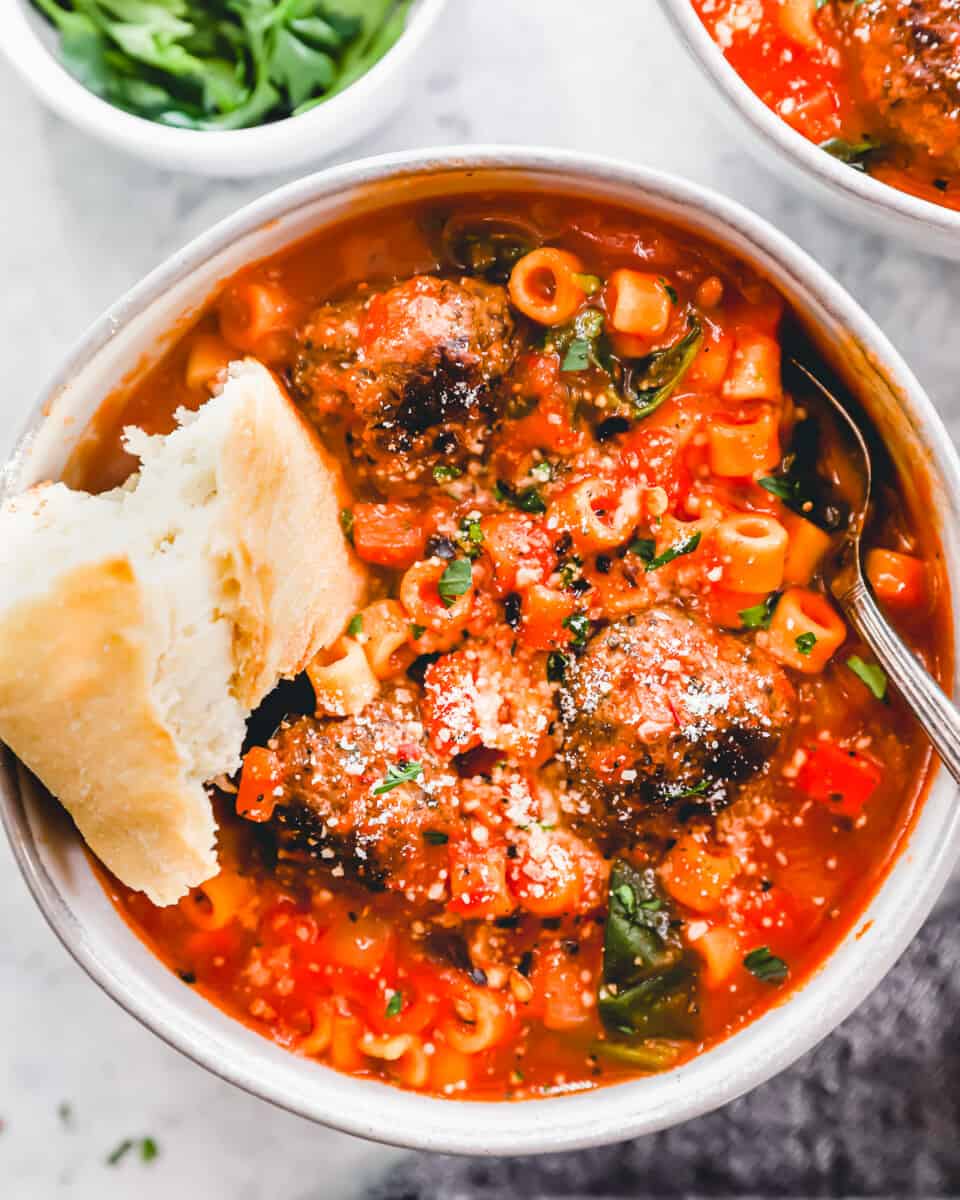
[370,899,960,1199]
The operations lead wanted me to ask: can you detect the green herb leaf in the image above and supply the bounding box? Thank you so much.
[590,1037,683,1071]
[739,594,779,629]
[531,460,554,482]
[495,479,547,515]
[758,475,806,505]
[438,558,473,607]
[847,655,888,700]
[643,530,702,572]
[339,507,355,543]
[372,761,424,796]
[385,990,403,1018]
[423,829,449,845]
[629,537,656,561]
[820,135,885,172]
[140,1137,159,1163]
[347,614,363,637]
[598,860,698,1041]
[572,272,602,295]
[562,611,592,648]
[659,277,679,304]
[546,650,568,683]
[433,464,463,483]
[796,631,817,656]
[561,336,593,372]
[743,946,789,984]
[617,314,703,419]
[456,516,485,559]
[106,1139,134,1166]
[410,623,426,640]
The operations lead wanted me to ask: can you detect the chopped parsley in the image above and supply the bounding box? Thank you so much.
[140,1138,159,1164]
[558,555,583,589]
[107,1140,134,1166]
[562,337,593,372]
[372,761,424,795]
[743,946,789,984]
[758,475,807,506]
[423,829,449,845]
[739,594,779,629]
[637,530,702,572]
[796,632,817,656]
[678,779,711,798]
[531,459,554,482]
[847,655,888,700]
[410,623,426,640]
[346,614,363,637]
[385,991,403,1018]
[563,611,592,648]
[495,478,547,515]
[572,272,602,296]
[820,135,885,172]
[659,277,678,304]
[438,558,473,606]
[432,464,462,483]
[546,650,568,682]
[339,507,354,544]
[456,516,485,559]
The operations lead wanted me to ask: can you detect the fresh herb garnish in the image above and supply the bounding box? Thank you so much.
[546,650,569,682]
[423,829,449,845]
[140,1138,159,1163]
[347,614,363,637]
[563,611,592,648]
[495,478,547,515]
[433,464,462,483]
[339,507,354,543]
[613,314,703,419]
[410,623,426,640]
[820,135,885,172]
[561,337,594,373]
[591,1038,683,1071]
[31,0,412,131]
[758,475,808,506]
[372,761,424,795]
[629,537,656,560]
[678,779,711,798]
[558,555,583,590]
[635,530,702,572]
[438,558,473,606]
[743,946,789,984]
[107,1139,134,1166]
[531,460,554,482]
[847,655,888,700]
[558,308,606,373]
[456,516,485,559]
[572,272,602,295]
[659,277,679,304]
[739,594,779,629]
[598,860,697,1040]
[796,632,817,656]
[385,990,403,1018]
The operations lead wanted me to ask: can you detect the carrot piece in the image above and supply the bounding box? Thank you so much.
[866,548,927,610]
[235,746,281,822]
[351,503,426,569]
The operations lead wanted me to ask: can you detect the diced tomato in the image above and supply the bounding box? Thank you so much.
[236,746,281,822]
[795,740,883,818]
[351,502,427,568]
[866,549,927,611]
[421,651,482,758]
[507,352,584,453]
[529,942,591,1031]
[507,831,584,916]
[736,883,808,940]
[521,583,576,651]
[480,511,555,595]
[447,840,514,917]
[618,420,693,509]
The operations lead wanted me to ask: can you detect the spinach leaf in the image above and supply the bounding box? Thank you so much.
[591,1038,683,1071]
[598,860,698,1041]
[610,314,703,419]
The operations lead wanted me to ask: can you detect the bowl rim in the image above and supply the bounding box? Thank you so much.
[3,0,447,166]
[659,0,960,242]
[4,145,960,1155]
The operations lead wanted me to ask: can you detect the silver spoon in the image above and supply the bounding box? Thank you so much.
[790,359,960,785]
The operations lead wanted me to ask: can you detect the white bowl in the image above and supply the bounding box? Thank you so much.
[2,0,446,177]
[2,147,959,1154]
[661,0,960,260]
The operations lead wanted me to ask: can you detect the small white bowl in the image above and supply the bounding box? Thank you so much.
[3,0,447,177]
[2,147,960,1154]
[661,0,960,260]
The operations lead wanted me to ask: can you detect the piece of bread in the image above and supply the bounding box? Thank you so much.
[0,360,367,905]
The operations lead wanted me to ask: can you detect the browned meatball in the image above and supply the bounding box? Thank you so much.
[839,0,960,169]
[293,275,518,493]
[268,686,461,899]
[559,609,795,838]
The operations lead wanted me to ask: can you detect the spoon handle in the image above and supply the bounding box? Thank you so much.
[845,577,960,785]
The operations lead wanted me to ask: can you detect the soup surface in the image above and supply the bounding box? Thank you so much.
[73,193,946,1100]
[691,0,960,212]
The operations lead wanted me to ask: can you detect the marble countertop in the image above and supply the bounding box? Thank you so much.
[1,2,958,1196]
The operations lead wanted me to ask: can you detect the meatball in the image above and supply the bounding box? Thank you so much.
[293,275,518,492]
[267,686,461,899]
[559,609,795,838]
[839,0,960,169]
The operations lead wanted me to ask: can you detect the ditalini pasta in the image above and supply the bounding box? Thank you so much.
[68,193,944,1101]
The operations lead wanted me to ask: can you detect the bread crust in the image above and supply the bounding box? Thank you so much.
[0,558,218,904]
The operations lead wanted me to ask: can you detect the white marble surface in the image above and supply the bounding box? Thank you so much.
[1,1,959,1196]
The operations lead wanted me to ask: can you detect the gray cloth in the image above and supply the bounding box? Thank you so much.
[372,899,960,1199]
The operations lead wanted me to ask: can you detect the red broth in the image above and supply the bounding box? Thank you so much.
[76,194,948,1100]
[691,0,960,213]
